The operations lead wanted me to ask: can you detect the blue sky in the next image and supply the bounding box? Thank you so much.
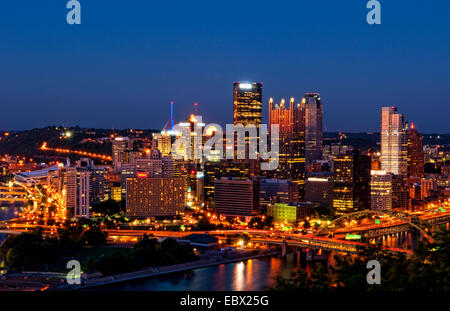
[0,0,449,132]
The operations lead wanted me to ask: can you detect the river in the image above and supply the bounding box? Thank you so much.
[90,229,434,291]
[0,205,443,291]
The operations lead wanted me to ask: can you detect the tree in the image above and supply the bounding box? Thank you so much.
[80,226,107,246]
[274,227,450,292]
[249,217,264,229]
[91,199,124,216]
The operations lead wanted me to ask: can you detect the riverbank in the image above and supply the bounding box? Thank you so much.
[56,249,275,291]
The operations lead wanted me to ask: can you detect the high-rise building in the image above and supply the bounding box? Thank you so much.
[381,107,408,175]
[126,177,185,218]
[214,178,260,217]
[370,170,393,210]
[421,178,437,199]
[203,160,250,207]
[406,123,425,178]
[391,174,408,210]
[305,175,334,207]
[65,167,90,218]
[104,181,122,202]
[153,132,172,157]
[135,148,174,178]
[332,151,371,215]
[233,82,262,127]
[75,158,105,206]
[268,97,306,197]
[120,164,136,200]
[112,137,133,173]
[301,93,323,163]
[370,170,408,210]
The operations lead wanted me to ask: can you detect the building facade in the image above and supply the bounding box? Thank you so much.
[268,97,306,197]
[233,82,262,127]
[381,107,408,175]
[301,93,323,163]
[406,123,425,178]
[214,178,259,217]
[332,152,371,215]
[126,177,185,218]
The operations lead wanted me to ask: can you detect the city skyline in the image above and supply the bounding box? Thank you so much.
[1,1,450,132]
[1,0,449,297]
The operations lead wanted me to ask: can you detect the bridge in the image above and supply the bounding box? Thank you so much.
[0,185,27,203]
[251,236,365,254]
[316,209,450,241]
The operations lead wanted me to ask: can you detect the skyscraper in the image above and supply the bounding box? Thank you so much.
[232,81,262,176]
[233,82,262,127]
[381,107,408,175]
[268,97,306,197]
[370,170,393,210]
[332,151,371,215]
[203,160,250,207]
[76,158,105,206]
[65,167,90,218]
[406,123,425,178]
[112,137,133,173]
[301,93,323,163]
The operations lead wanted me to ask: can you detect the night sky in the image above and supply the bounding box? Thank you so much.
[1,1,449,132]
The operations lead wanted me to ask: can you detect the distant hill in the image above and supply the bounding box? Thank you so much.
[0,126,158,163]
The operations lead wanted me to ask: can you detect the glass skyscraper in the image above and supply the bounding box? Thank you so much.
[233,82,262,127]
[301,93,323,163]
[381,106,407,175]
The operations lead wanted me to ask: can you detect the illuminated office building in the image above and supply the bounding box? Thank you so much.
[65,167,90,219]
[421,178,437,200]
[305,175,333,207]
[120,164,136,200]
[214,178,259,217]
[370,170,393,210]
[104,182,122,202]
[76,158,105,205]
[203,160,250,207]
[135,148,174,178]
[267,203,298,224]
[406,123,424,178]
[153,132,172,157]
[174,112,205,162]
[391,174,408,210]
[126,177,185,218]
[381,107,408,175]
[112,137,133,173]
[268,97,306,198]
[301,93,323,163]
[332,152,371,215]
[370,170,408,210]
[233,82,262,127]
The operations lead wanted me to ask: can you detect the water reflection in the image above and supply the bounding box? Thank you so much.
[90,254,308,291]
[91,228,440,291]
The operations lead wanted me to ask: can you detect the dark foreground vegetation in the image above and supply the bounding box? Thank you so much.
[274,227,450,292]
[0,223,197,276]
